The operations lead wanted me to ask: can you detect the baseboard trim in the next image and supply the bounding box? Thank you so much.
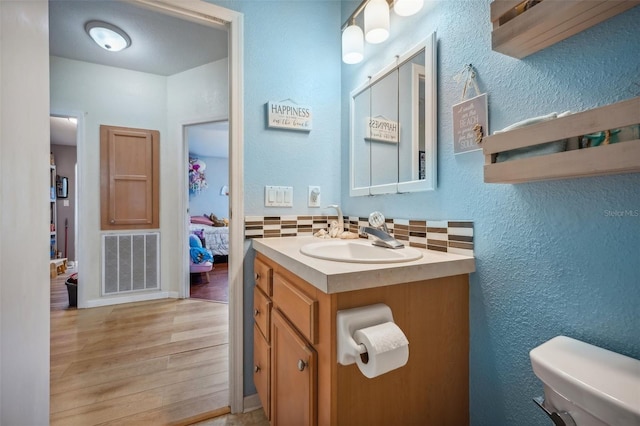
[243,393,263,413]
[170,406,230,426]
[84,291,178,308]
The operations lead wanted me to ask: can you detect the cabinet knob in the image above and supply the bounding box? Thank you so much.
[254,272,260,282]
[110,219,115,224]
[297,359,307,372]
[254,309,260,317]
[254,365,261,373]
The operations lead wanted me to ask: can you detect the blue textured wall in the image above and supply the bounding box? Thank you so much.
[213,0,639,422]
[340,2,640,425]
[210,0,343,397]
[215,1,343,216]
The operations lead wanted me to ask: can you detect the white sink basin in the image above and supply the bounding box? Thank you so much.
[300,239,423,264]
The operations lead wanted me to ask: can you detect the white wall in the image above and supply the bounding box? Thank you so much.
[50,57,229,304]
[50,57,168,302]
[166,59,229,294]
[0,1,51,423]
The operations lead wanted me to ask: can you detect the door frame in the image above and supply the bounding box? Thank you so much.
[131,0,245,413]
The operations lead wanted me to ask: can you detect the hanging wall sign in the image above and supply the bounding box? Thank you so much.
[267,100,312,131]
[365,116,399,143]
[452,93,488,154]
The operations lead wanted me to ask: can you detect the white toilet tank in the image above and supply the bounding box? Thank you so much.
[530,336,640,426]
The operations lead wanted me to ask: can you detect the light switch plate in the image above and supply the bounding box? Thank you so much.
[265,186,293,207]
[308,186,321,207]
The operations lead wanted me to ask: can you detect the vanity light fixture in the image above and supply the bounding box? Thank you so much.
[364,0,390,44]
[341,0,424,64]
[342,20,364,64]
[393,0,424,16]
[85,20,131,52]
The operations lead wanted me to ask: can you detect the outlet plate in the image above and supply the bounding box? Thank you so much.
[308,186,321,207]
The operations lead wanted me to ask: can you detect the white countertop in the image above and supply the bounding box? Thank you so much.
[252,236,476,294]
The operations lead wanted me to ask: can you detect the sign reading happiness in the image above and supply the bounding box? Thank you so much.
[267,100,312,131]
[366,116,399,143]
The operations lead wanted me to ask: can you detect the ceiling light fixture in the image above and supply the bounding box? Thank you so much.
[341,0,424,64]
[85,20,131,52]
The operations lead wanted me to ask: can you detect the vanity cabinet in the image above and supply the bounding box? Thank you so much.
[253,252,470,425]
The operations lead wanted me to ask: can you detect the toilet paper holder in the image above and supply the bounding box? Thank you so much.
[336,303,394,365]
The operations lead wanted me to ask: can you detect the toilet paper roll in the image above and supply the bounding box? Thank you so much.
[353,321,409,379]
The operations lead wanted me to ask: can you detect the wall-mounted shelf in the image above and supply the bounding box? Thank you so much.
[490,0,640,59]
[483,97,640,184]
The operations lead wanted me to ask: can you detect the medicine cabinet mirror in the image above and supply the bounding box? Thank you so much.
[350,32,437,196]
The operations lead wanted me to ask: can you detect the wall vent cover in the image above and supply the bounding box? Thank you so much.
[102,232,160,295]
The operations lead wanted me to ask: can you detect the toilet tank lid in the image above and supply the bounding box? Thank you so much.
[530,336,640,425]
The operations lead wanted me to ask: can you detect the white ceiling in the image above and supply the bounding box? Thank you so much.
[49,0,229,157]
[49,0,228,76]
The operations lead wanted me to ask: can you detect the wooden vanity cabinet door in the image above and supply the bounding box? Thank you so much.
[271,309,317,426]
[253,286,271,341]
[272,272,318,344]
[253,324,270,420]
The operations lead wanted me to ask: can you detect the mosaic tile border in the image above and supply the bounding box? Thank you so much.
[245,215,473,256]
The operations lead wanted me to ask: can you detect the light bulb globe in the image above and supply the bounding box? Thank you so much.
[342,25,364,64]
[364,0,390,44]
[394,0,424,17]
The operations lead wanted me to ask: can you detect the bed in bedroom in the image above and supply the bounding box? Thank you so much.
[190,216,229,260]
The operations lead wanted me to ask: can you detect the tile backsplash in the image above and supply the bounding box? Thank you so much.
[245,215,473,256]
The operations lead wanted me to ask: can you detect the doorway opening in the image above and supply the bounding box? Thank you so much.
[48,0,245,418]
[49,113,80,311]
[187,120,230,304]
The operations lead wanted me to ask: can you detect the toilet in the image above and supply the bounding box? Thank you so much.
[530,336,640,426]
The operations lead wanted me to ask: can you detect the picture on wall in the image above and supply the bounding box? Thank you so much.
[452,93,488,155]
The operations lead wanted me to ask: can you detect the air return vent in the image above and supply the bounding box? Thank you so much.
[102,233,160,295]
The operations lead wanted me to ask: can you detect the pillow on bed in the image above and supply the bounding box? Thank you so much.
[190,215,215,226]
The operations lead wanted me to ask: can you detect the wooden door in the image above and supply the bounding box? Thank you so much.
[100,125,159,230]
[271,309,317,426]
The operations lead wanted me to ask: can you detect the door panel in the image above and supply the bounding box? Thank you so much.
[271,308,317,426]
[100,125,159,230]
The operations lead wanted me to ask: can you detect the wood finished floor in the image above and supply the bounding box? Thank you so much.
[50,271,230,425]
[190,263,229,303]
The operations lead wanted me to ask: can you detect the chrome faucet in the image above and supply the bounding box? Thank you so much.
[360,211,404,249]
[326,204,344,235]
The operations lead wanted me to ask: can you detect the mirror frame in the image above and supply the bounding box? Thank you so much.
[349,32,437,196]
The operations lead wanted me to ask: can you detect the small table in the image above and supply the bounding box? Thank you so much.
[50,258,67,278]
